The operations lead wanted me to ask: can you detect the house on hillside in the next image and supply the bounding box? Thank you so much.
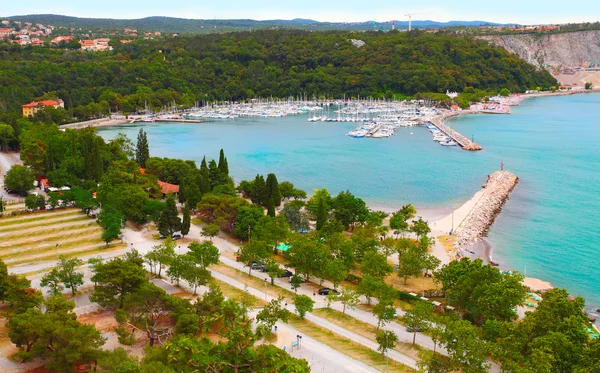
[22,99,65,117]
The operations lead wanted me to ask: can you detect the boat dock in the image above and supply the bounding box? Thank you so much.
[454,170,519,255]
[429,113,482,151]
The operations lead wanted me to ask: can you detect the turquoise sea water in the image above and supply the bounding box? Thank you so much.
[98,93,600,311]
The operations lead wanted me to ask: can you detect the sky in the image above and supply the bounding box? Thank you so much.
[2,0,599,25]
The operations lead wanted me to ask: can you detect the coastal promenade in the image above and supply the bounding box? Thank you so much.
[453,170,519,256]
[429,112,482,151]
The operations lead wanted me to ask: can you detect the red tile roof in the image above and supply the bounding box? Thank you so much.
[157,180,179,194]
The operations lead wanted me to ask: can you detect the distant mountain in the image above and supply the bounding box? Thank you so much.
[5,14,503,33]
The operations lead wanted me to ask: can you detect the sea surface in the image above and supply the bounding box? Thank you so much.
[98,93,600,311]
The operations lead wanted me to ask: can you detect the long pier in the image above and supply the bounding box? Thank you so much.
[429,113,482,151]
[454,170,519,255]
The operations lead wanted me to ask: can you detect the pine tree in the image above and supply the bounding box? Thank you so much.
[181,203,191,237]
[208,160,220,189]
[135,129,150,168]
[265,173,282,207]
[178,180,186,204]
[158,194,181,236]
[267,198,276,217]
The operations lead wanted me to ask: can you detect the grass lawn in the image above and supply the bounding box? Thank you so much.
[212,263,297,301]
[212,279,267,308]
[312,307,424,360]
[287,314,416,373]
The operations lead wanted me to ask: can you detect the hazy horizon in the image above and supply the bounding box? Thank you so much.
[2,0,599,25]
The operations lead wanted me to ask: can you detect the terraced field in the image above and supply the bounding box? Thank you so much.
[0,208,125,272]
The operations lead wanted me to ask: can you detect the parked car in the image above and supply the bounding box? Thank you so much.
[279,270,293,278]
[251,262,265,271]
[318,288,340,296]
[171,234,182,240]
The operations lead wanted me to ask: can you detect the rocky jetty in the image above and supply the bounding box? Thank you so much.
[430,113,482,151]
[454,171,519,254]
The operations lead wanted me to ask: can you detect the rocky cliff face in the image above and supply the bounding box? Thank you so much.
[480,31,600,72]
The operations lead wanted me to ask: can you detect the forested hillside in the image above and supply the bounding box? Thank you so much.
[7,14,500,33]
[0,30,557,121]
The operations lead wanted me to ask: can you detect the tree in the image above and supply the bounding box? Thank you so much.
[331,190,369,229]
[294,294,314,319]
[201,223,220,241]
[257,296,290,329]
[340,289,360,314]
[146,238,176,277]
[238,240,271,274]
[438,318,490,373]
[357,274,382,305]
[5,275,43,313]
[0,123,15,151]
[265,173,282,206]
[376,330,398,355]
[435,258,525,324]
[250,174,268,205]
[24,194,45,210]
[0,259,9,301]
[325,259,347,289]
[187,241,220,268]
[233,205,264,240]
[282,203,309,231]
[90,255,148,308]
[389,211,409,238]
[98,206,123,245]
[135,128,150,167]
[40,268,64,296]
[4,165,35,196]
[585,82,593,90]
[372,285,397,330]
[56,256,84,295]
[361,251,393,281]
[315,197,328,231]
[217,148,229,175]
[290,275,302,293]
[264,258,284,285]
[122,282,175,347]
[410,218,431,240]
[158,194,181,236]
[181,203,191,237]
[267,197,275,217]
[403,301,433,345]
[279,181,306,201]
[500,88,511,97]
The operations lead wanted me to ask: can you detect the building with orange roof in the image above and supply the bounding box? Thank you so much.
[157,180,180,195]
[22,99,65,117]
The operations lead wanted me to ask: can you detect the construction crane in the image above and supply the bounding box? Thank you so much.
[405,13,426,32]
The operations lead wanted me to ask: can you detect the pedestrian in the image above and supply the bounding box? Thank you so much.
[313,290,316,297]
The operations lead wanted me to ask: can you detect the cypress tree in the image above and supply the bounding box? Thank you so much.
[267,198,276,217]
[200,156,208,174]
[178,180,186,203]
[222,156,229,176]
[181,203,191,237]
[316,198,327,231]
[251,174,267,205]
[158,194,181,236]
[208,160,220,189]
[136,129,150,168]
[218,149,226,173]
[265,173,282,207]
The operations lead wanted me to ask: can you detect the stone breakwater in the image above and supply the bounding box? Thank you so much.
[429,112,482,151]
[454,171,519,254]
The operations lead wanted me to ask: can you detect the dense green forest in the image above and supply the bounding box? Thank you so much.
[0,29,556,122]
